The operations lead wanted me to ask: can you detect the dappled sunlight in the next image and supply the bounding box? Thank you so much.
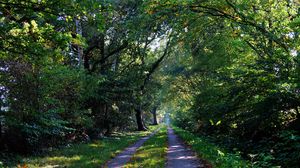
[1,0,299,167]
[25,155,82,168]
[124,126,167,168]
[11,128,164,168]
[40,165,60,168]
[88,142,104,148]
[45,155,82,165]
[172,126,248,167]
[46,156,81,162]
[106,126,162,167]
[167,127,202,167]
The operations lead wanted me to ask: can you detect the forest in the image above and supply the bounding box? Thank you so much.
[0,0,299,167]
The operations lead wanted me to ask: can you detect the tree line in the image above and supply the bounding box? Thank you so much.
[0,0,168,154]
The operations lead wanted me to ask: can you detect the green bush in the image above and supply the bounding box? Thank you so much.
[173,126,250,168]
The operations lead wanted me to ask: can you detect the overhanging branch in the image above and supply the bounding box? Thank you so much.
[140,36,172,91]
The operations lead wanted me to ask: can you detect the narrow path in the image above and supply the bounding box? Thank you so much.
[167,127,205,168]
[105,129,160,168]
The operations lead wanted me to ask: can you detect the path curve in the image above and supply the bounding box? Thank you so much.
[167,127,205,168]
[105,129,159,168]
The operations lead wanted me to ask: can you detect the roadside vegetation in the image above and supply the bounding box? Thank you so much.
[125,126,167,168]
[2,126,159,168]
[173,126,249,168]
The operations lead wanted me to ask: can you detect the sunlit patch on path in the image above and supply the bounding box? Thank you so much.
[167,127,205,168]
[105,129,160,168]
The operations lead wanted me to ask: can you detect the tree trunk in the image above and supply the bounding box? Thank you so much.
[135,108,147,131]
[0,118,2,139]
[151,107,158,125]
[75,18,83,68]
[104,123,110,136]
[104,104,111,136]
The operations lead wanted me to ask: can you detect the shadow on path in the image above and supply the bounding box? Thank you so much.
[167,127,205,168]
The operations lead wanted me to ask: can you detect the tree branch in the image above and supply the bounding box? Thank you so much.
[141,37,171,91]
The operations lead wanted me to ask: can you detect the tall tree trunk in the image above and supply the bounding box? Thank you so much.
[112,54,120,71]
[75,18,83,68]
[135,107,147,131]
[151,106,158,125]
[134,34,171,131]
[0,118,2,139]
[104,104,111,136]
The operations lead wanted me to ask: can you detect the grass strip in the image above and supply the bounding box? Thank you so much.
[172,126,250,168]
[5,125,159,168]
[125,125,167,168]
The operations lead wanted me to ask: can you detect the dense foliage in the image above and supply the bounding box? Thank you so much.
[159,0,300,167]
[0,0,167,155]
[1,0,299,167]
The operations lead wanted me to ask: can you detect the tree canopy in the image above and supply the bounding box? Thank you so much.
[1,0,299,167]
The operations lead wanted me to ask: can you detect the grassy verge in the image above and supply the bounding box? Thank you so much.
[124,125,167,168]
[172,126,250,168]
[2,125,159,168]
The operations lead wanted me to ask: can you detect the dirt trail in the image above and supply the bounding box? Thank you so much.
[167,127,205,168]
[105,129,159,168]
